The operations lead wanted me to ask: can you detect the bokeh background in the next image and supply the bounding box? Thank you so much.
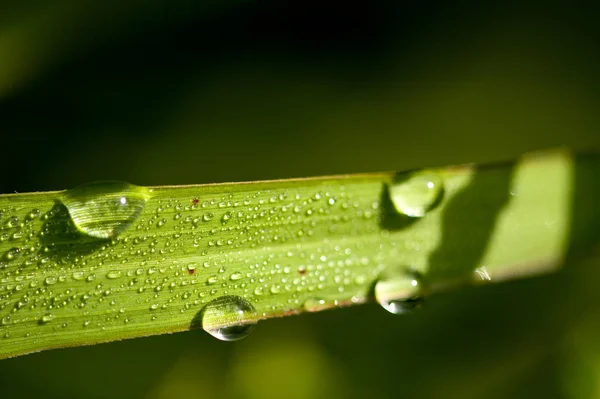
[1,1,600,398]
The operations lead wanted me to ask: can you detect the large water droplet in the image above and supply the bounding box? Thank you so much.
[62,181,150,238]
[388,172,443,217]
[374,269,424,314]
[199,295,258,341]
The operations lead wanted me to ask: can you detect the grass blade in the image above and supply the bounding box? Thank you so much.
[0,149,598,359]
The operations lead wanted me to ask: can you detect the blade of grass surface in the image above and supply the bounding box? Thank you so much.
[0,149,598,359]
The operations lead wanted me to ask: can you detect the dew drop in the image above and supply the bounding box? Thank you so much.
[388,172,443,217]
[302,298,330,312]
[25,209,40,221]
[207,275,219,285]
[187,263,197,273]
[44,276,57,285]
[62,181,150,239]
[40,313,54,324]
[4,247,21,261]
[199,295,257,341]
[374,269,424,314]
[230,272,243,281]
[106,270,122,279]
[221,212,232,224]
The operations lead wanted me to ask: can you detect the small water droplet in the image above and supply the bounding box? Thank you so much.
[221,212,232,224]
[202,213,214,222]
[106,270,122,279]
[388,172,444,217]
[199,295,257,341]
[374,269,424,314]
[230,272,243,281]
[302,298,330,312]
[27,209,41,220]
[4,247,21,261]
[207,275,219,285]
[44,276,57,285]
[187,263,197,273]
[40,313,54,324]
[5,216,19,228]
[72,271,85,280]
[62,181,150,238]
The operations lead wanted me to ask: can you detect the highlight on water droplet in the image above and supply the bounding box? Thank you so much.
[197,295,258,341]
[388,171,444,217]
[62,181,151,239]
[374,268,425,315]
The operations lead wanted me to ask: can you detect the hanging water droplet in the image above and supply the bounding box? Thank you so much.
[62,181,151,239]
[199,295,258,341]
[388,172,443,217]
[374,269,424,314]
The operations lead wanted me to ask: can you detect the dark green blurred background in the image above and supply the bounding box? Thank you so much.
[1,1,599,398]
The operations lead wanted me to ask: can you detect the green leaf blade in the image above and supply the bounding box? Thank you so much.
[0,150,597,359]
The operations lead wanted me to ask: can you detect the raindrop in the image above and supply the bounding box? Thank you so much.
[4,247,21,261]
[302,298,330,312]
[199,295,258,341]
[388,172,443,217]
[106,271,122,279]
[230,272,243,281]
[62,181,151,238]
[221,212,232,224]
[374,268,424,314]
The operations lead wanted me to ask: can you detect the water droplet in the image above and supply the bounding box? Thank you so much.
[388,172,443,217]
[72,271,85,280]
[207,275,219,285]
[302,298,330,312]
[374,269,424,314]
[4,247,21,261]
[44,276,57,285]
[5,216,19,228]
[199,295,257,341]
[106,270,122,279]
[40,313,54,324]
[202,213,214,222]
[230,272,243,281]
[187,263,197,273]
[27,209,41,220]
[221,212,232,224]
[62,181,151,238]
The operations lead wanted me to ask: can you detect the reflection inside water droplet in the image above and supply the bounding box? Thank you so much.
[374,268,424,315]
[388,172,444,217]
[198,295,258,341]
[62,181,150,239]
